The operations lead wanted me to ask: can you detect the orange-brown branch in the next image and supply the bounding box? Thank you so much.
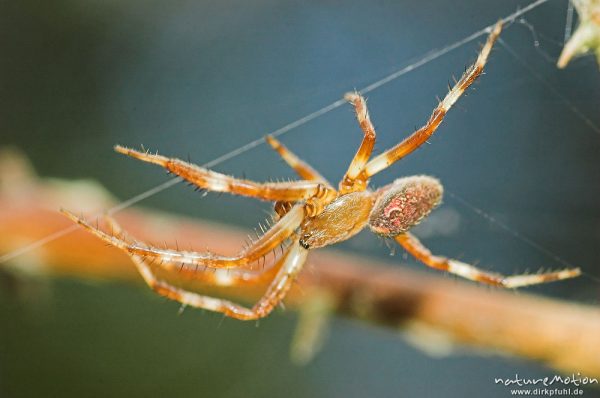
[1,149,599,376]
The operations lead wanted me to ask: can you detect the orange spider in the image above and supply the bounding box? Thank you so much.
[62,22,580,320]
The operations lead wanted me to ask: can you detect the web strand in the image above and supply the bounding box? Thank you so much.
[447,192,578,271]
[563,0,575,43]
[497,38,600,135]
[0,0,560,265]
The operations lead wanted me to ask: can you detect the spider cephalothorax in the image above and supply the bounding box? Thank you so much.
[63,21,580,320]
[297,175,442,249]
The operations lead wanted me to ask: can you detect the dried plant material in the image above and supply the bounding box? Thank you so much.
[558,0,600,68]
[1,151,598,375]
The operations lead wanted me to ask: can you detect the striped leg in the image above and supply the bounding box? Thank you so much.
[104,216,282,287]
[61,204,304,271]
[361,21,503,180]
[265,135,335,219]
[265,135,332,187]
[131,239,308,320]
[339,92,377,194]
[395,233,581,288]
[115,146,335,204]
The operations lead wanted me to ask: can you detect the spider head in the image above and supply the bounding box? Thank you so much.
[369,175,443,237]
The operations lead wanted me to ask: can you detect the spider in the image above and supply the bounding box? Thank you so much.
[62,21,580,320]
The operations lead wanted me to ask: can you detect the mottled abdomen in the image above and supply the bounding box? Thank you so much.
[369,175,443,237]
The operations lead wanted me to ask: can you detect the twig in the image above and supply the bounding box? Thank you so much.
[1,149,599,376]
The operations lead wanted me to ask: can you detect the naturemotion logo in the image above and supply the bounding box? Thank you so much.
[494,373,597,396]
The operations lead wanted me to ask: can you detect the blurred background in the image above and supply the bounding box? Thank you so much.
[1,0,599,396]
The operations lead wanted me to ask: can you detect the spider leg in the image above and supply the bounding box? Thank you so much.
[103,215,282,286]
[395,232,581,288]
[265,135,333,187]
[129,238,308,320]
[61,204,304,270]
[339,92,377,194]
[114,145,334,203]
[361,21,502,180]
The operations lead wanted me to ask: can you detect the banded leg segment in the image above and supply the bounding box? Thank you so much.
[362,21,503,179]
[103,215,283,287]
[265,135,332,187]
[131,240,308,320]
[115,146,333,203]
[395,233,581,288]
[340,93,377,194]
[61,204,304,270]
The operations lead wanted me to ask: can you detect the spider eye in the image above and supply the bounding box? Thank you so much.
[368,175,443,237]
[299,233,312,249]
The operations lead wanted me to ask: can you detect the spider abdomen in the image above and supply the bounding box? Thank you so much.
[369,175,443,237]
[299,191,374,249]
